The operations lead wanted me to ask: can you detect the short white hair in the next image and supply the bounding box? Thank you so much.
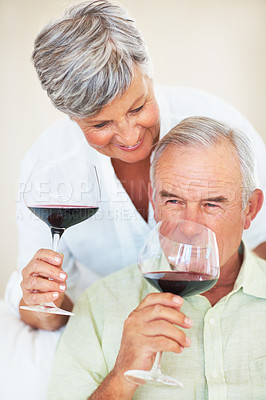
[150,116,257,208]
[32,0,152,118]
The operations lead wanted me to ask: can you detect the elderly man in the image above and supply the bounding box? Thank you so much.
[47,117,265,400]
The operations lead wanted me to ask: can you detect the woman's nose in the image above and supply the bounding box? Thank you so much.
[115,121,141,146]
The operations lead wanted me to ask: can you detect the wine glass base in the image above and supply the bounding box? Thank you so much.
[20,305,74,316]
[124,369,183,387]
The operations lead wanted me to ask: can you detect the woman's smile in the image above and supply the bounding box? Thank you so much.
[113,137,144,151]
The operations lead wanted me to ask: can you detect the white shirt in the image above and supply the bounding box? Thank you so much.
[5,86,266,315]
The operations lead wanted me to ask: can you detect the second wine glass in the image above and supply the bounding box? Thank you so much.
[20,158,100,316]
[124,219,219,387]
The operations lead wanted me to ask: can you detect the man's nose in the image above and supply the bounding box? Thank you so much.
[178,219,204,239]
[179,206,204,229]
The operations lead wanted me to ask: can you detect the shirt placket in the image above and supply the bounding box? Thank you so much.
[203,303,227,400]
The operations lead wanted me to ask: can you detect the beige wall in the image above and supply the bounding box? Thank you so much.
[0,0,266,297]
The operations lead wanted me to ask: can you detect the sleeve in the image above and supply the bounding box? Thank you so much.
[46,289,108,400]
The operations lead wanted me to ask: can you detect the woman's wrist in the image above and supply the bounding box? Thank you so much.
[19,294,73,331]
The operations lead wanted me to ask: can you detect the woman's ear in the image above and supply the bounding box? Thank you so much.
[148,182,155,211]
[244,189,264,230]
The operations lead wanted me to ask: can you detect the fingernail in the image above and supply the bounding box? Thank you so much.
[185,317,193,327]
[59,272,66,280]
[54,256,62,263]
[186,336,192,346]
[53,292,59,298]
[59,285,66,291]
[59,253,64,258]
[172,296,182,305]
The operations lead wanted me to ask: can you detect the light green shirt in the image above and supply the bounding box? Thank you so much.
[47,243,266,400]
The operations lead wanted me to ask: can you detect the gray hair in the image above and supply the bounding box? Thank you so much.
[150,116,257,208]
[32,0,152,118]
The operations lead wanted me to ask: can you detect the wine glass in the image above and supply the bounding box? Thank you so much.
[124,219,219,387]
[20,158,100,315]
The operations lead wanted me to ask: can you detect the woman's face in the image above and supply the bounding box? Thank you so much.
[73,68,160,163]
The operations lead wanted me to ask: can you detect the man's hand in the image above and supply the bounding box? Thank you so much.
[89,292,192,400]
[114,292,192,374]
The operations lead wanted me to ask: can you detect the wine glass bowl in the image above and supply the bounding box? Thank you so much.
[20,159,100,315]
[124,219,219,387]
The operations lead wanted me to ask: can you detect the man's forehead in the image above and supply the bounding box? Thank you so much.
[155,142,242,193]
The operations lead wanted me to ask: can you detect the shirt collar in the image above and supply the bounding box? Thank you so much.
[233,241,266,299]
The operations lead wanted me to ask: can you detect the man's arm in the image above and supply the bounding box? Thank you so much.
[88,370,137,400]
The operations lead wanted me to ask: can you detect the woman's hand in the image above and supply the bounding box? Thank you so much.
[21,248,67,307]
[19,249,73,330]
[113,292,192,378]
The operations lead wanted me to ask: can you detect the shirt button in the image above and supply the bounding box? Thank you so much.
[211,371,218,378]
[209,317,216,325]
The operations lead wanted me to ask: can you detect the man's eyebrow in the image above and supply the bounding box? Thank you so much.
[159,191,228,203]
[202,196,228,202]
[159,190,181,198]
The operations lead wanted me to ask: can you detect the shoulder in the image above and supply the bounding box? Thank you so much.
[155,84,259,134]
[26,117,87,159]
[85,263,143,299]
[76,264,148,315]
[155,85,266,163]
[19,117,100,178]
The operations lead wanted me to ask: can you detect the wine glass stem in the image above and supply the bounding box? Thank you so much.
[51,228,64,252]
[151,352,162,372]
[46,228,64,309]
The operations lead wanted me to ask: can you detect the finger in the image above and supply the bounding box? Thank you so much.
[22,275,67,294]
[136,292,183,312]
[143,320,191,348]
[146,303,192,329]
[146,334,187,354]
[33,248,63,266]
[23,290,61,305]
[127,305,191,332]
[25,260,67,282]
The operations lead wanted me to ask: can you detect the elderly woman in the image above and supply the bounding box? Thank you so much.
[5,0,266,333]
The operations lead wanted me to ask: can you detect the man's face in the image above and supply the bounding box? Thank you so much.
[151,141,251,268]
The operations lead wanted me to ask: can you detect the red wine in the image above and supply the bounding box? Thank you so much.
[143,271,218,297]
[29,205,99,230]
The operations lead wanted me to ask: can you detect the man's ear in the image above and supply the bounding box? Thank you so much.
[244,189,264,230]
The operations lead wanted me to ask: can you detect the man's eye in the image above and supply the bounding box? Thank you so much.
[206,203,217,208]
[166,200,180,205]
[93,121,109,129]
[130,105,144,114]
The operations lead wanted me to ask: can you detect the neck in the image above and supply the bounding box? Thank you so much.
[111,155,151,171]
[203,250,243,306]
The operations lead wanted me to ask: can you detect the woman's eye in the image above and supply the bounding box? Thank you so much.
[93,121,109,129]
[130,104,144,114]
